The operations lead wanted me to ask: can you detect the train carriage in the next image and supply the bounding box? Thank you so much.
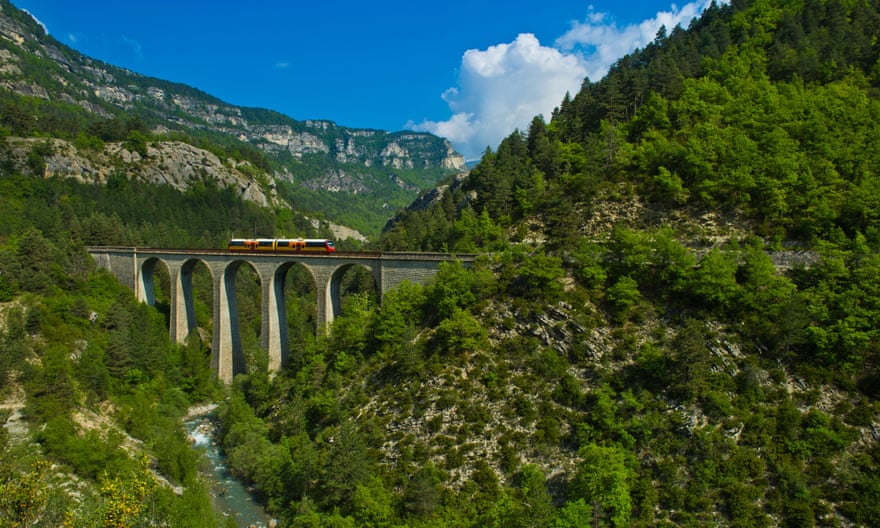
[255,239,277,252]
[227,238,336,253]
[302,239,336,252]
[227,239,250,250]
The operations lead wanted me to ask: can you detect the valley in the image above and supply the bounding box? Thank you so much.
[2,0,880,526]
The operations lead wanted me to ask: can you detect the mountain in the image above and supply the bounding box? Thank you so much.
[329,0,880,526]
[6,0,880,527]
[382,0,880,252]
[0,0,465,239]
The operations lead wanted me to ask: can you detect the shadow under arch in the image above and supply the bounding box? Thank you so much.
[327,262,380,327]
[138,256,170,308]
[269,261,318,371]
[173,258,214,343]
[138,257,173,333]
[214,259,259,381]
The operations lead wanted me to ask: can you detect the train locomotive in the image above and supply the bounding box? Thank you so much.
[227,238,336,253]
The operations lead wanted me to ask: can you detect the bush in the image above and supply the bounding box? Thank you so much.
[606,275,642,324]
[433,308,488,355]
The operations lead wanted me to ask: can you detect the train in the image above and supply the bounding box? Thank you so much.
[227,238,337,253]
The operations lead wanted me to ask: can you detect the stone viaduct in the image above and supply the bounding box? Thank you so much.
[87,247,475,382]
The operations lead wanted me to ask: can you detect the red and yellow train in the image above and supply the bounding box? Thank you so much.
[227,238,336,253]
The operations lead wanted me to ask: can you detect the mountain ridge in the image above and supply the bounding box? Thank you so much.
[0,0,465,239]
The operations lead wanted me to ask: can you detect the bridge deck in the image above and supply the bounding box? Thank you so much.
[86,246,476,261]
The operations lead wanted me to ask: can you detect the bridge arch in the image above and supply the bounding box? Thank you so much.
[326,262,381,327]
[137,256,169,307]
[265,261,318,372]
[174,258,209,340]
[213,259,257,381]
[87,247,475,382]
[162,257,214,346]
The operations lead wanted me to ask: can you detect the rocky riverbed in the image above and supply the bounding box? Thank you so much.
[185,406,275,528]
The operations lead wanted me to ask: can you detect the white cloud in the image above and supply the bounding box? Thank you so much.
[556,1,715,80]
[408,33,586,161]
[409,1,725,161]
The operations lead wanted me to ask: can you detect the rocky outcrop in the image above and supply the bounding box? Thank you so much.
[3,137,275,207]
[301,168,372,194]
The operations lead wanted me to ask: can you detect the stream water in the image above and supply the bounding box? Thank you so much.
[185,414,273,528]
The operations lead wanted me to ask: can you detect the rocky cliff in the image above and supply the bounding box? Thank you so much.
[2,136,276,206]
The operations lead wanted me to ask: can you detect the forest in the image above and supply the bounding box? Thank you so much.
[3,0,880,526]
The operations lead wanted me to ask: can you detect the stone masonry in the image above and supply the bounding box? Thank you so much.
[87,247,474,383]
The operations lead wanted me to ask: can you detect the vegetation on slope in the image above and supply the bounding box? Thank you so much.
[4,0,880,527]
[212,233,880,526]
[0,222,220,525]
[0,170,350,526]
[201,0,880,526]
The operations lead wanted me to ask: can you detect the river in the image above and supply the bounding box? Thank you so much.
[185,413,274,528]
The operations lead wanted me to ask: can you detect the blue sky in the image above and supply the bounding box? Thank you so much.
[13,1,724,161]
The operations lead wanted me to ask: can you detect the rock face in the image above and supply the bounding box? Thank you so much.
[3,137,275,207]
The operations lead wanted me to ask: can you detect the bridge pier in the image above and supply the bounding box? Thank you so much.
[257,262,287,374]
[212,261,245,383]
[168,260,198,345]
[87,247,473,383]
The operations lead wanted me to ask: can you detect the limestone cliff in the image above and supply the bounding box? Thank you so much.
[3,137,276,207]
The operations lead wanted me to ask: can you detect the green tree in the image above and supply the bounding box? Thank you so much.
[512,250,566,301]
[517,464,554,528]
[14,227,60,293]
[451,207,505,251]
[328,292,374,370]
[319,419,374,512]
[426,260,477,320]
[737,243,805,357]
[433,308,488,355]
[605,275,642,324]
[688,248,740,312]
[571,444,636,528]
[669,318,717,402]
[553,499,593,528]
[403,463,442,518]
[372,281,425,354]
[352,475,395,528]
